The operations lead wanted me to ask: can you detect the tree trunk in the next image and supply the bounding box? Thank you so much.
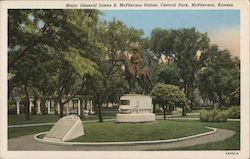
[33,99,37,115]
[84,100,86,110]
[98,96,103,122]
[190,88,194,110]
[59,99,64,118]
[183,82,188,116]
[182,105,187,116]
[163,106,167,120]
[24,82,30,120]
[218,93,225,108]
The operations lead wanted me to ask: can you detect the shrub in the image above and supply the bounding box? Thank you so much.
[20,105,25,114]
[226,106,240,119]
[200,109,228,122]
[8,106,17,115]
[200,110,208,122]
[41,104,48,115]
[40,99,48,115]
[31,107,37,115]
[214,110,228,122]
[54,109,58,115]
[154,107,163,114]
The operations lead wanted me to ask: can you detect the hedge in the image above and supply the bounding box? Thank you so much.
[226,106,240,119]
[200,109,228,122]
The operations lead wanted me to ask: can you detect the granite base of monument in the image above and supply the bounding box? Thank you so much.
[44,114,84,142]
[116,94,156,123]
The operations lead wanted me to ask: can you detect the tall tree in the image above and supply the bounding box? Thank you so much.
[8,9,101,119]
[157,62,181,86]
[198,45,240,106]
[150,28,210,113]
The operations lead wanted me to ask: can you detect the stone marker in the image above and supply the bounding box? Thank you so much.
[116,94,156,123]
[44,114,84,142]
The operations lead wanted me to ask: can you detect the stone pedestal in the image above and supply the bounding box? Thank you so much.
[116,94,156,123]
[117,113,155,122]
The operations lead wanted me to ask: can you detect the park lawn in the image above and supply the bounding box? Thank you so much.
[8,121,240,151]
[10,120,211,141]
[8,116,114,139]
[8,114,116,125]
[156,110,200,118]
[8,114,60,125]
[83,116,115,121]
[159,121,240,150]
[8,125,53,139]
[70,120,211,142]
[174,114,200,118]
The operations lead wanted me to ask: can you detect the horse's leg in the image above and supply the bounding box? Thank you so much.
[132,78,136,93]
[129,78,132,93]
[129,78,135,93]
[139,76,145,94]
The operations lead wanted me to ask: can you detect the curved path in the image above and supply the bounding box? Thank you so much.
[8,128,235,151]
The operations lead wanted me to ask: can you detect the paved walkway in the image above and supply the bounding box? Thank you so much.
[8,128,235,151]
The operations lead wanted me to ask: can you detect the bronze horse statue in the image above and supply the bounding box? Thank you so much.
[117,53,152,94]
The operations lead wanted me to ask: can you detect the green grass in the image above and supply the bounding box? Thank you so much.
[161,121,240,150]
[8,114,116,125]
[82,115,115,121]
[175,114,200,118]
[8,114,60,125]
[70,120,211,142]
[8,109,200,126]
[8,120,211,141]
[8,125,53,139]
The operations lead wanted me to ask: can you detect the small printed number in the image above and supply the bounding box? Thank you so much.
[225,152,239,155]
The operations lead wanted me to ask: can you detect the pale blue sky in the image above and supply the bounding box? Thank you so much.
[100,10,240,36]
[100,10,240,56]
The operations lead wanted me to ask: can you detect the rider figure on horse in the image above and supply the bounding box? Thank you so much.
[130,44,141,79]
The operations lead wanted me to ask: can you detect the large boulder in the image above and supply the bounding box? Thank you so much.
[44,114,84,142]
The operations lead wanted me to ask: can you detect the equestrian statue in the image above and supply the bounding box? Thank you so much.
[117,44,152,94]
